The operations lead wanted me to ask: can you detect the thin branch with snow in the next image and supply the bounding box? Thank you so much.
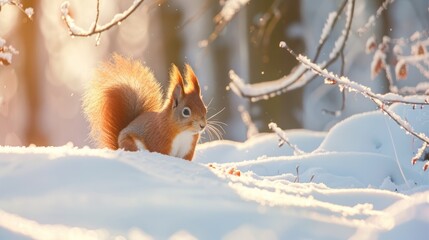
[286,46,429,107]
[61,0,145,44]
[0,0,32,66]
[366,30,429,94]
[1,0,34,19]
[283,44,429,160]
[269,122,305,156]
[357,0,395,36]
[0,38,19,66]
[229,0,355,102]
[200,0,251,47]
[411,142,427,165]
[314,0,348,61]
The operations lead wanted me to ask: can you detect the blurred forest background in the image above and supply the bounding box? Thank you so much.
[0,0,428,147]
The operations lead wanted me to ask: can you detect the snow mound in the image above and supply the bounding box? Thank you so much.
[0,105,429,239]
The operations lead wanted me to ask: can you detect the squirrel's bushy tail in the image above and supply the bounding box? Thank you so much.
[83,54,163,149]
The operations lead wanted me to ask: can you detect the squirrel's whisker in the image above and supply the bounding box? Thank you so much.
[208,121,227,134]
[208,121,226,134]
[203,124,216,141]
[199,134,208,143]
[210,120,228,126]
[206,98,214,109]
[207,107,225,121]
[205,126,214,141]
[210,124,225,136]
[207,123,223,140]
[205,125,215,141]
[207,126,219,140]
[213,126,224,140]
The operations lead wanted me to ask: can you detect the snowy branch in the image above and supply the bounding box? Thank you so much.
[200,0,251,47]
[61,0,145,44]
[0,0,34,19]
[284,44,429,151]
[412,142,427,165]
[0,38,19,66]
[289,49,429,107]
[357,0,395,36]
[0,1,32,66]
[229,64,312,102]
[268,122,305,155]
[314,0,348,61]
[366,30,429,94]
[287,48,429,171]
[229,0,355,102]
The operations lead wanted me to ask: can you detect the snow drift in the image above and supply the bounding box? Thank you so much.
[0,104,428,239]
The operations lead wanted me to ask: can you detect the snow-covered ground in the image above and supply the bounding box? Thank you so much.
[1,104,429,240]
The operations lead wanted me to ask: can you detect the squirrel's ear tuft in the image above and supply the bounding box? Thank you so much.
[169,64,185,108]
[184,64,200,94]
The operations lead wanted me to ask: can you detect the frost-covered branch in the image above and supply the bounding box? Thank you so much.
[366,30,429,94]
[61,0,145,44]
[412,142,427,165]
[0,1,33,66]
[200,0,251,47]
[314,0,348,61]
[0,0,34,19]
[357,0,395,36]
[283,44,429,163]
[228,64,311,102]
[286,46,429,107]
[0,38,19,66]
[229,0,355,102]
[269,122,304,155]
[395,43,429,79]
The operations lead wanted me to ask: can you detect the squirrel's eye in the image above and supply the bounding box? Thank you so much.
[182,107,191,117]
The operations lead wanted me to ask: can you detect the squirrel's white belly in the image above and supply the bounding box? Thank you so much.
[170,130,194,158]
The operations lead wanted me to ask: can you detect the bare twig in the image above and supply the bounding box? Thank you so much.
[250,0,285,60]
[294,165,299,183]
[61,0,145,41]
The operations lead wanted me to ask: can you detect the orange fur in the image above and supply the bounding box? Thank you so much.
[83,55,206,161]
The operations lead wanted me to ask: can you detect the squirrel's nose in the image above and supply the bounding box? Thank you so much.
[199,123,206,130]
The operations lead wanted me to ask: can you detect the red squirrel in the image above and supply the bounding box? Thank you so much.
[83,54,207,160]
